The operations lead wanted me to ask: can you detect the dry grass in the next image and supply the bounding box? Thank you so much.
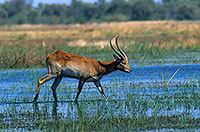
[0,21,200,68]
[0,21,200,47]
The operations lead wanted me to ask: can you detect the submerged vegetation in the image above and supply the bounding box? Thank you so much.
[0,21,200,131]
[0,21,200,68]
[1,100,200,131]
[0,65,200,131]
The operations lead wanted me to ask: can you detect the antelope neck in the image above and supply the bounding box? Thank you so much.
[98,60,118,75]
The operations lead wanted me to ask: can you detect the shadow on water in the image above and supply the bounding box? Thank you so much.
[0,64,200,131]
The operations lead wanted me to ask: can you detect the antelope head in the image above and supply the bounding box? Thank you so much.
[110,35,131,73]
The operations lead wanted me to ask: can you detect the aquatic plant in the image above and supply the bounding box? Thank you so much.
[0,64,199,131]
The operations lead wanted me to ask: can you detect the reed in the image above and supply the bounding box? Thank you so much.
[0,21,200,68]
[0,65,199,131]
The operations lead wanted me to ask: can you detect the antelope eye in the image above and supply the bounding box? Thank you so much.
[120,61,126,65]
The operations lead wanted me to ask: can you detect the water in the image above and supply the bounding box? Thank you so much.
[0,64,199,130]
[0,64,199,100]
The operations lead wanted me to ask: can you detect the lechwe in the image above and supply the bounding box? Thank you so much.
[34,35,131,102]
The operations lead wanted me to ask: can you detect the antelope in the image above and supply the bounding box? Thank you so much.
[33,35,131,102]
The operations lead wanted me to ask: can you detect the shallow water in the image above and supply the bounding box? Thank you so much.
[0,64,199,100]
[0,64,200,130]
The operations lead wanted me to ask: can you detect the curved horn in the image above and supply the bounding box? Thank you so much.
[116,35,128,60]
[110,36,124,59]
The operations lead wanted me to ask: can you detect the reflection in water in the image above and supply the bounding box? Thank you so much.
[0,97,199,131]
[31,98,200,122]
[52,102,58,120]
[31,100,118,122]
[0,64,199,130]
[32,101,84,121]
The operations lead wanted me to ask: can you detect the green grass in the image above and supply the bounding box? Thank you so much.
[0,21,200,68]
[0,21,200,131]
[0,96,199,131]
[0,40,200,68]
[0,68,199,131]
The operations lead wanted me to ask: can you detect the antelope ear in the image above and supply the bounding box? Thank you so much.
[113,54,121,62]
[113,54,120,60]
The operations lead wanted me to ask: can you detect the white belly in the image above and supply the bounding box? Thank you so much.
[61,67,103,82]
[61,68,80,79]
[86,76,103,82]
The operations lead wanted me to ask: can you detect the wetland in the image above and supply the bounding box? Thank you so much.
[0,21,200,131]
[0,64,199,131]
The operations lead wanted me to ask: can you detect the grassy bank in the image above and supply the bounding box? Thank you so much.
[0,21,200,68]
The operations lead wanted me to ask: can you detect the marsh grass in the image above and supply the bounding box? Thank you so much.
[0,66,199,131]
[0,94,199,131]
[0,21,200,68]
[0,21,200,131]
